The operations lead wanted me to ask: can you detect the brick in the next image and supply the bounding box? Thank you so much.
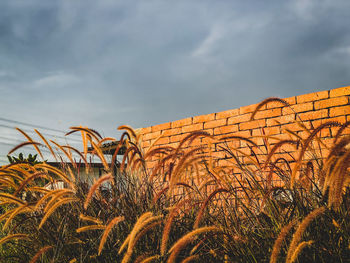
[204,119,227,129]
[239,120,265,130]
[314,97,348,110]
[321,148,330,157]
[147,161,157,170]
[171,117,192,128]
[253,108,282,119]
[266,96,297,109]
[328,116,347,124]
[240,103,266,114]
[282,102,313,115]
[193,113,215,123]
[141,140,150,148]
[268,142,297,153]
[329,105,350,117]
[252,126,280,137]
[216,108,239,119]
[283,122,305,132]
[330,126,340,137]
[322,137,335,146]
[312,116,346,128]
[217,159,234,168]
[297,90,329,103]
[162,128,181,137]
[319,128,332,138]
[214,124,239,135]
[266,114,295,126]
[298,109,328,121]
[170,134,186,143]
[276,133,295,141]
[262,126,281,135]
[228,114,250,124]
[140,126,151,134]
[201,136,215,146]
[181,123,203,133]
[142,131,161,141]
[237,147,251,156]
[297,130,311,140]
[220,139,240,149]
[330,86,350,97]
[254,137,265,146]
[154,136,170,145]
[167,142,179,149]
[202,129,214,135]
[151,122,171,132]
[274,152,295,162]
[221,130,251,139]
[280,143,299,153]
[285,96,297,105]
[251,129,262,137]
[186,138,202,147]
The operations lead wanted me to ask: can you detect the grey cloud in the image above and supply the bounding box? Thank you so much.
[0,0,349,159]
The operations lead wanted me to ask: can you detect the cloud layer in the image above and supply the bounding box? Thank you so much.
[0,0,349,159]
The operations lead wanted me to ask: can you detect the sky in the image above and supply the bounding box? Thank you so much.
[0,0,350,163]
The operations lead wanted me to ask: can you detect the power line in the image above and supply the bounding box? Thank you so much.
[0,135,26,144]
[0,117,80,136]
[0,124,82,143]
[0,142,53,155]
[0,142,85,161]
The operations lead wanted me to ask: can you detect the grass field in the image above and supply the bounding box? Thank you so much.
[0,98,350,262]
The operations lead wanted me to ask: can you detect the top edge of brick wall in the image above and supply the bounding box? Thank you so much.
[329,85,350,97]
[141,86,350,133]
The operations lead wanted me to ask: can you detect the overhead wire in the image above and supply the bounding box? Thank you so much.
[0,124,82,143]
[0,118,107,164]
[0,117,80,136]
[0,135,27,144]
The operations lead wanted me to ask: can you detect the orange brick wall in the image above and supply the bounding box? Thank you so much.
[139,86,350,166]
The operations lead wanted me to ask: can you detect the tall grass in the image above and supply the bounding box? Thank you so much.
[0,100,350,262]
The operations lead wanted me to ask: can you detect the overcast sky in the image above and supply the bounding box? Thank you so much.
[0,0,350,162]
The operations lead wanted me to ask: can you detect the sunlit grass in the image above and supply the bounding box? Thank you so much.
[0,100,349,262]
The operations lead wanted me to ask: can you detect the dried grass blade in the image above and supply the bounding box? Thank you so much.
[118,212,153,255]
[98,216,125,255]
[3,204,33,230]
[0,193,25,205]
[79,214,103,225]
[167,226,221,263]
[76,225,106,233]
[49,140,75,168]
[118,125,138,140]
[84,174,113,209]
[90,140,109,171]
[286,207,326,263]
[35,129,57,161]
[140,255,160,263]
[161,199,191,256]
[193,188,229,229]
[29,245,52,263]
[35,163,73,186]
[250,97,291,120]
[8,141,43,157]
[39,197,79,229]
[181,255,199,263]
[290,240,314,263]
[269,220,297,263]
[0,233,28,245]
[15,127,44,159]
[14,172,47,196]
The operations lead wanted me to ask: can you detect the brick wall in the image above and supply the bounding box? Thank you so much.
[139,86,350,168]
